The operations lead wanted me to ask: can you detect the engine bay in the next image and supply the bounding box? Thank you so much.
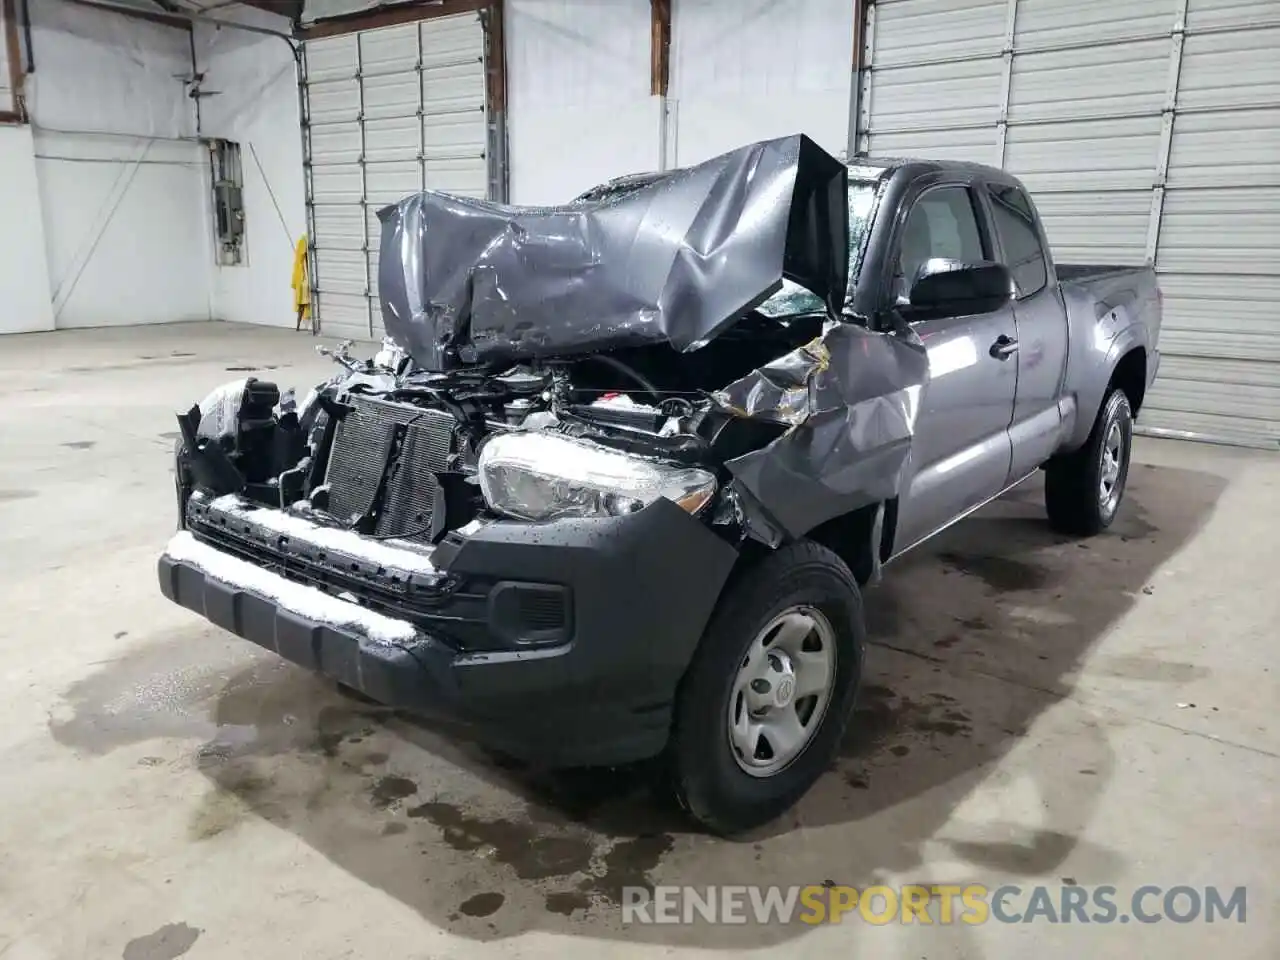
[172,317,821,552]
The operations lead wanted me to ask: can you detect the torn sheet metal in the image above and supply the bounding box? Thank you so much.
[714,322,930,539]
[378,134,848,371]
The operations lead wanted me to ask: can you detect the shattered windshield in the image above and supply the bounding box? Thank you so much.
[757,181,879,318]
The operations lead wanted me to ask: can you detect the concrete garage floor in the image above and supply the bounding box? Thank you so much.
[0,322,1276,960]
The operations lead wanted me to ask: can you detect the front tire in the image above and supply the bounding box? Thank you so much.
[669,541,864,835]
[1045,388,1133,535]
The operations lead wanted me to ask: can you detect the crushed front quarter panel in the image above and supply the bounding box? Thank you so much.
[377,134,848,370]
[714,322,930,539]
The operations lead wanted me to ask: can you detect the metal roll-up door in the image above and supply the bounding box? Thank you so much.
[1148,2,1280,447]
[858,0,1280,448]
[302,12,490,342]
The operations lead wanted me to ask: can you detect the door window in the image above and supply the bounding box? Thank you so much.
[896,186,987,292]
[988,184,1048,298]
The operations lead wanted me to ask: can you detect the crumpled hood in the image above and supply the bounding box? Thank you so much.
[377,134,849,371]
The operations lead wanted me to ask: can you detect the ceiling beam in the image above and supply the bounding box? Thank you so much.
[300,0,480,39]
[62,0,192,31]
[235,0,304,21]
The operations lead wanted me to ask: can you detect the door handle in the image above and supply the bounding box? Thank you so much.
[990,335,1019,359]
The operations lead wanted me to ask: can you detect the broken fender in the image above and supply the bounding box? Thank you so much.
[714,322,930,539]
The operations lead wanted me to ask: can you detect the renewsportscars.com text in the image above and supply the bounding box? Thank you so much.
[622,884,1247,926]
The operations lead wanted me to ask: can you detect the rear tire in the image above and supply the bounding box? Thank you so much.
[1045,388,1133,535]
[669,541,864,835]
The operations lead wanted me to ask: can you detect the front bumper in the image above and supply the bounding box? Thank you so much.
[159,496,738,766]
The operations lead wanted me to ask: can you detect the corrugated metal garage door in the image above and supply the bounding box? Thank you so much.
[858,0,1279,448]
[302,12,489,341]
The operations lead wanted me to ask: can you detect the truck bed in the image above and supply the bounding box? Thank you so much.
[1055,263,1148,282]
[1056,264,1160,332]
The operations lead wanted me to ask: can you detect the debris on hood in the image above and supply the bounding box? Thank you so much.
[377,134,849,371]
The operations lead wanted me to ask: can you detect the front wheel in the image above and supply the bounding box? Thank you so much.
[1045,388,1133,535]
[669,541,864,835]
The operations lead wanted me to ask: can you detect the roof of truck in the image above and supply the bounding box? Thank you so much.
[575,154,1021,203]
[849,154,1021,182]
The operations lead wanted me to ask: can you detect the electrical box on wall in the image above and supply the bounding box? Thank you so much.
[207,138,246,266]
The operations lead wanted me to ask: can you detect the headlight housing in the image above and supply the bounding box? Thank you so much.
[478,432,717,522]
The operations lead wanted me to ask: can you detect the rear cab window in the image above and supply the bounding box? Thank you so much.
[987,183,1048,298]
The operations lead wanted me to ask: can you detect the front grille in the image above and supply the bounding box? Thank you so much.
[324,395,457,540]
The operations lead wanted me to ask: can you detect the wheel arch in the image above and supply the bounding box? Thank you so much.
[798,498,897,586]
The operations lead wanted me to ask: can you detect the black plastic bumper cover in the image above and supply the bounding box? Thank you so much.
[159,497,739,766]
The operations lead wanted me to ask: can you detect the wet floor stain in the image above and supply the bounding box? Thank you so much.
[370,775,418,808]
[121,922,201,960]
[459,892,505,918]
[544,891,591,916]
[382,821,408,836]
[593,834,677,905]
[62,440,96,450]
[1115,505,1160,540]
[939,551,1052,591]
[862,589,905,636]
[407,801,595,881]
[915,716,970,736]
[842,684,974,757]
[0,489,37,502]
[48,637,238,753]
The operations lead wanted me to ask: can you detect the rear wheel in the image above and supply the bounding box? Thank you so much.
[1045,388,1133,535]
[669,541,864,835]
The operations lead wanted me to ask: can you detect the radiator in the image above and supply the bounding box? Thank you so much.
[323,395,457,540]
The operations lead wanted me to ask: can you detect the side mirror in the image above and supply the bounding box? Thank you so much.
[907,259,1013,319]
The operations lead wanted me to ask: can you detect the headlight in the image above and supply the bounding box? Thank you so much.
[478,432,717,522]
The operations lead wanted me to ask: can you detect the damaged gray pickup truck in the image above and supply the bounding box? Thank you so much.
[159,135,1160,834]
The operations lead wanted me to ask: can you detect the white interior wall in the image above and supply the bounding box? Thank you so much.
[505,0,660,204]
[195,8,307,329]
[0,125,56,334]
[669,0,855,166]
[26,2,212,328]
[6,0,859,335]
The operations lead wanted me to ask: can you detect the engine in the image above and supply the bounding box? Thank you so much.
[175,327,803,549]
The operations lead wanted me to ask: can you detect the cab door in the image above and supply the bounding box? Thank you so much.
[981,180,1070,481]
[889,182,1019,553]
